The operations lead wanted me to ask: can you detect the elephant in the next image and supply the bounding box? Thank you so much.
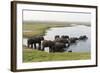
[42,40,55,52]
[61,35,69,39]
[68,50,72,52]
[52,42,66,52]
[69,37,79,43]
[61,35,79,44]
[27,36,44,50]
[79,35,88,40]
[42,40,67,52]
[54,37,70,47]
[55,35,60,40]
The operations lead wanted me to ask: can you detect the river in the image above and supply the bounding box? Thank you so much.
[23,25,91,52]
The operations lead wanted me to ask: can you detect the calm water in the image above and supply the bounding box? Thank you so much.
[23,25,91,52]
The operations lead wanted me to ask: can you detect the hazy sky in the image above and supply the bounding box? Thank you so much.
[23,10,91,23]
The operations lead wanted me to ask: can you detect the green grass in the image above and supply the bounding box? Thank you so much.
[23,48,91,62]
[23,23,71,38]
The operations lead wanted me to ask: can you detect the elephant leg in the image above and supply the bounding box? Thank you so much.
[49,46,53,53]
[67,43,70,47]
[31,44,33,48]
[49,48,51,53]
[28,44,30,48]
[34,43,36,49]
[67,40,70,48]
[42,46,45,51]
[38,43,41,50]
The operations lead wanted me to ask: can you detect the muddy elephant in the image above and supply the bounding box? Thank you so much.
[79,35,88,40]
[27,36,44,50]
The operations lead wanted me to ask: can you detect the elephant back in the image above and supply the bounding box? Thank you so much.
[42,40,55,47]
[54,38,69,44]
[33,36,44,40]
[61,35,69,39]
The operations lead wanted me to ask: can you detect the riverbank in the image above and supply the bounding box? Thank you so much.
[23,23,72,38]
[23,48,91,62]
[23,22,91,38]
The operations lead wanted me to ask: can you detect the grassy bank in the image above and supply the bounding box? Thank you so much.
[23,23,71,38]
[23,49,91,62]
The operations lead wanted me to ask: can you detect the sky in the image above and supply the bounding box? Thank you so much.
[23,10,91,23]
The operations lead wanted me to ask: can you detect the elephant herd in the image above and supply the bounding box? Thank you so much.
[27,35,88,53]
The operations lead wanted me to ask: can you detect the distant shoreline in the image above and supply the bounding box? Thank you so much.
[23,23,91,38]
[23,21,91,26]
